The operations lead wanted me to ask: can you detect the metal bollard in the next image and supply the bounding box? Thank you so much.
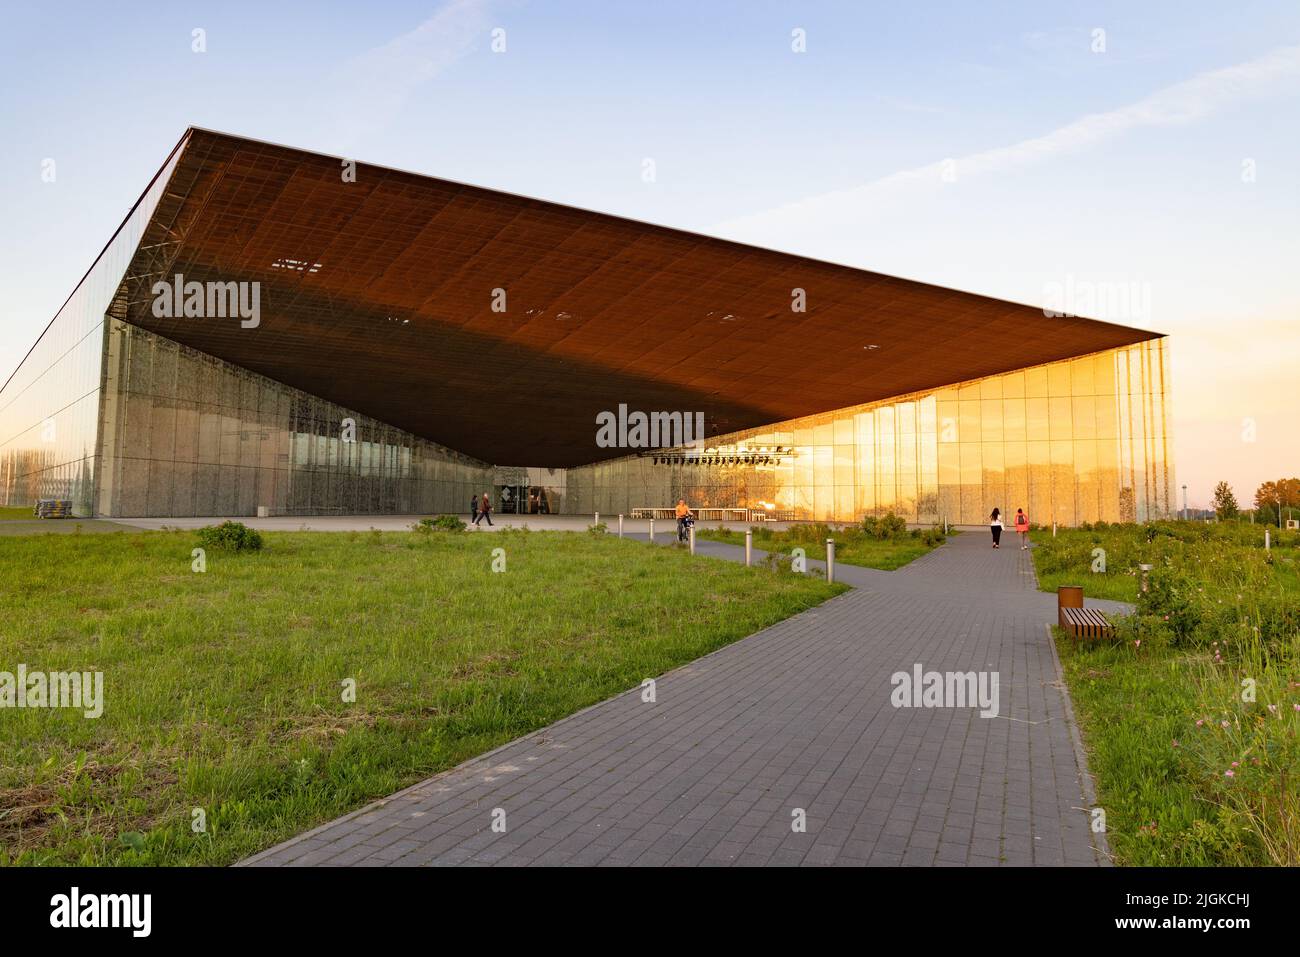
[826,539,836,583]
[745,528,753,566]
[648,518,655,543]
[594,511,599,527]
[618,514,624,538]
[1052,521,1057,538]
[689,524,695,555]
[1265,530,1271,553]
[1138,563,1153,593]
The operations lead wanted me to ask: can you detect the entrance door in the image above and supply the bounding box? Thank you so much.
[498,485,521,514]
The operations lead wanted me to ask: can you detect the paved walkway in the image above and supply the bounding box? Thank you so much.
[242,532,1121,867]
[117,514,813,534]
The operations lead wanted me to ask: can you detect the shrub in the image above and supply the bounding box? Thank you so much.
[196,520,263,553]
[919,526,947,547]
[588,522,608,536]
[861,511,907,540]
[787,522,834,545]
[759,551,796,574]
[413,515,467,533]
[1138,566,1203,644]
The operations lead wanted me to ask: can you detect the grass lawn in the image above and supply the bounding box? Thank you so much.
[1036,522,1299,865]
[0,506,36,521]
[0,527,844,865]
[1032,522,1300,603]
[696,522,950,570]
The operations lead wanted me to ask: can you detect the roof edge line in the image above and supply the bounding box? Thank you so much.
[182,126,1165,341]
[1,129,194,394]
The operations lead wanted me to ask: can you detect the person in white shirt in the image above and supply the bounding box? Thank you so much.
[989,508,1003,548]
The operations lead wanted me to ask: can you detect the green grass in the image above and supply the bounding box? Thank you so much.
[696,523,950,570]
[0,528,844,865]
[1037,521,1299,865]
[1032,521,1300,603]
[0,506,36,521]
[0,518,136,536]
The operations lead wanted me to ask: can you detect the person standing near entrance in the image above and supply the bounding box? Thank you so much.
[1014,508,1030,550]
[989,508,1003,548]
[474,492,493,526]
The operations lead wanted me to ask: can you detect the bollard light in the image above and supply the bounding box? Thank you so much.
[826,539,836,583]
[1138,563,1153,593]
[745,528,753,567]
[594,511,599,527]
[618,514,624,538]
[689,524,695,555]
[648,518,655,543]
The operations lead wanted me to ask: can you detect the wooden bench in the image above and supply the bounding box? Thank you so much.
[1060,606,1114,640]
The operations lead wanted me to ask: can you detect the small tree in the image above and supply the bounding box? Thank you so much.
[1212,481,1239,520]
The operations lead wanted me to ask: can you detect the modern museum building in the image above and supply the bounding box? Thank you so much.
[0,129,1174,526]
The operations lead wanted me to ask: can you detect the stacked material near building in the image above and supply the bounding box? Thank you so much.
[34,499,74,518]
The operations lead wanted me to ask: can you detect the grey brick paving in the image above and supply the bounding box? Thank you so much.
[240,530,1119,867]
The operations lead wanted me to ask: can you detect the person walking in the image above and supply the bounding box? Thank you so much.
[471,495,479,523]
[989,507,1003,548]
[1014,508,1030,549]
[474,492,493,526]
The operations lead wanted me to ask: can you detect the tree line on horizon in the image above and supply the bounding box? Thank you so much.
[1210,477,1300,526]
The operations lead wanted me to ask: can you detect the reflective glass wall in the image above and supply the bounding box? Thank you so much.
[97,321,495,517]
[0,147,183,516]
[565,340,1174,526]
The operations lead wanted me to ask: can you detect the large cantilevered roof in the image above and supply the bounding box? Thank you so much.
[111,128,1161,468]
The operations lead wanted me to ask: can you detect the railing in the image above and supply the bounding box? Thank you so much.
[630,507,677,520]
[629,507,786,522]
[695,507,751,522]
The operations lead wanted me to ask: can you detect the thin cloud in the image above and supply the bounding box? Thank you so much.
[714,44,1300,241]
[330,0,497,149]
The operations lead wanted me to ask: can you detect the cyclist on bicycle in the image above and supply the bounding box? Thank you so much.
[675,499,693,542]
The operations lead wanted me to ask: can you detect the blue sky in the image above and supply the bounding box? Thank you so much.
[2,0,1298,504]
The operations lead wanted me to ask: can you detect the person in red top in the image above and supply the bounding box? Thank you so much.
[1014,508,1029,550]
[473,492,493,526]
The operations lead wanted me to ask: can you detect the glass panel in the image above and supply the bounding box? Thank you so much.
[558,343,1173,529]
[1,145,185,516]
[90,321,495,517]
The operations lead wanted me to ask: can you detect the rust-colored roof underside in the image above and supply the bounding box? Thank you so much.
[115,128,1160,468]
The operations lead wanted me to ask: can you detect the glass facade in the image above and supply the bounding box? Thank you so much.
[565,340,1174,526]
[1,121,1171,527]
[0,147,183,517]
[0,135,493,521]
[96,321,494,517]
